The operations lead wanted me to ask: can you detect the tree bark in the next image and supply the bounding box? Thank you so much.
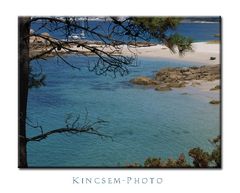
[18,17,30,168]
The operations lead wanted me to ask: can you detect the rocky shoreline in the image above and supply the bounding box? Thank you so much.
[29,32,156,59]
[130,65,220,93]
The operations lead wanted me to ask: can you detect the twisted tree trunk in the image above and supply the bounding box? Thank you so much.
[18,17,30,168]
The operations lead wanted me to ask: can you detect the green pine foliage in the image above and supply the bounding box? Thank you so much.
[132,17,193,54]
[128,136,221,168]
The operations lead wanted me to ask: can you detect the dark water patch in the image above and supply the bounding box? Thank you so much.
[113,129,134,137]
[153,134,159,138]
[29,91,71,108]
[182,130,190,134]
[115,81,133,89]
[90,86,116,91]
[90,82,116,91]
[171,130,181,135]
[181,92,191,95]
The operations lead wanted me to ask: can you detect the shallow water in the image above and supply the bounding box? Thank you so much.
[27,56,220,167]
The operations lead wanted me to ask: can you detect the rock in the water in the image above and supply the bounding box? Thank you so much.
[155,85,172,91]
[130,76,158,85]
[210,85,221,91]
[130,65,220,93]
[191,81,201,87]
[209,100,220,105]
[155,65,220,83]
[167,81,186,88]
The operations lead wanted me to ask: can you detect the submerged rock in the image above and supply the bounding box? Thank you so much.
[130,76,158,85]
[209,100,220,105]
[155,85,172,91]
[210,85,221,91]
[191,81,201,87]
[167,81,186,88]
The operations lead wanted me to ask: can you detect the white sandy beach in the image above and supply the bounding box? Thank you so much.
[121,42,220,65]
[66,41,220,65]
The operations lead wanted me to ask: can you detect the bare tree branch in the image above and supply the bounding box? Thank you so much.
[29,33,136,76]
[26,126,112,142]
[26,114,112,142]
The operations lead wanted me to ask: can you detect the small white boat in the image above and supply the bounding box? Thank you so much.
[68,34,81,40]
[68,21,86,40]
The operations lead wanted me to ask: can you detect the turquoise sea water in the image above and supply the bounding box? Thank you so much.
[27,56,220,167]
